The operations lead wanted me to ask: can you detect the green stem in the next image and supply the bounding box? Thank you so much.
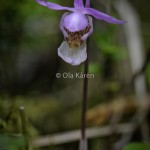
[19,106,30,150]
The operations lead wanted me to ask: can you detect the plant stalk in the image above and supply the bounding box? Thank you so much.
[80,40,89,150]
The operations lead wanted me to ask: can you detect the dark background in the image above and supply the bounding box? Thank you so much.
[0,0,150,150]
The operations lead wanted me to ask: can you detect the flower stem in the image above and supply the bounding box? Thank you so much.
[80,40,89,150]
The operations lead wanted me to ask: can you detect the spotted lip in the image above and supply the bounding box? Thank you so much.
[64,26,91,49]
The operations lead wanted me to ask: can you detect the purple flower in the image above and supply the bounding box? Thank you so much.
[36,0,124,65]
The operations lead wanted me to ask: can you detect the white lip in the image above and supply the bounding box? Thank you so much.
[58,41,87,66]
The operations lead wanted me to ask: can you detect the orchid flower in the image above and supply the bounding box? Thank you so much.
[36,0,124,66]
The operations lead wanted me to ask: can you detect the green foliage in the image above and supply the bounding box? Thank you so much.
[105,81,121,92]
[123,143,150,150]
[89,63,102,74]
[0,101,21,134]
[89,138,102,150]
[0,134,25,150]
[94,25,126,61]
[146,64,150,88]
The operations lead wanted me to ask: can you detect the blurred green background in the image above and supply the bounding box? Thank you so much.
[0,0,150,150]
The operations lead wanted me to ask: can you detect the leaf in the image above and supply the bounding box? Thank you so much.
[123,143,150,150]
[0,134,25,150]
[89,63,102,74]
[146,64,150,88]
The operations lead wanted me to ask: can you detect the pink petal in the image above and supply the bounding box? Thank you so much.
[84,8,125,24]
[36,0,75,11]
[85,0,90,8]
[74,0,84,9]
